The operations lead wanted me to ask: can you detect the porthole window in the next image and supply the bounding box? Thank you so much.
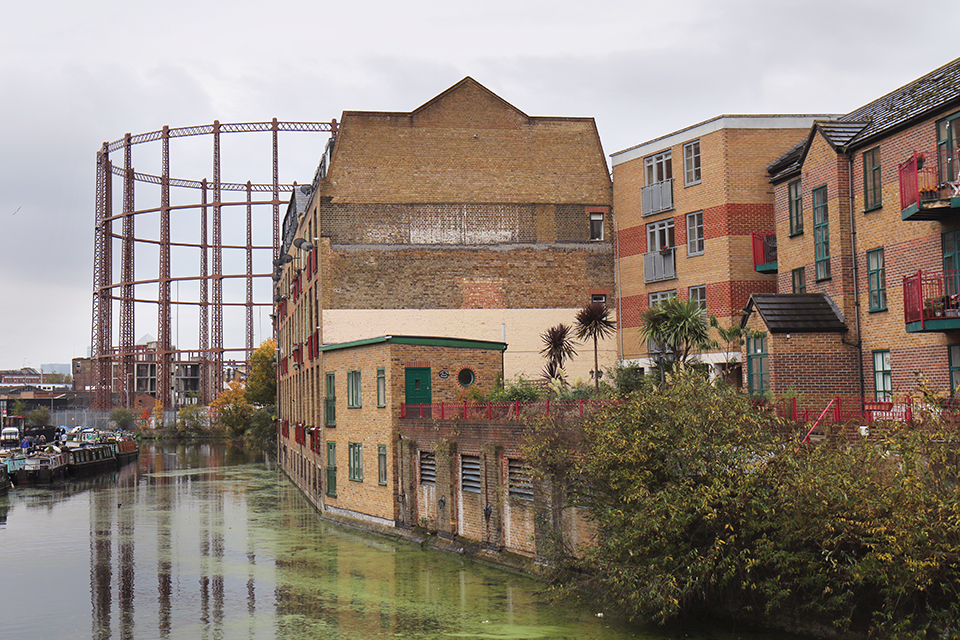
[458,368,476,387]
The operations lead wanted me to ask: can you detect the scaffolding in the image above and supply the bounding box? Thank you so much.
[91,119,337,409]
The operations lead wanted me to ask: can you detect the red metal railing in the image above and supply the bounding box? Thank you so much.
[772,396,915,427]
[751,232,776,269]
[903,270,960,328]
[400,399,617,420]
[898,149,957,211]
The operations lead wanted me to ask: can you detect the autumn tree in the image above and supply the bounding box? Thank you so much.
[210,380,253,439]
[245,338,276,407]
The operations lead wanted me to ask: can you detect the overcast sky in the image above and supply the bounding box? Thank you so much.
[1,0,957,370]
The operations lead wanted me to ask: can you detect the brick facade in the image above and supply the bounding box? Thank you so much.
[277,336,591,559]
[758,58,960,403]
[612,116,826,372]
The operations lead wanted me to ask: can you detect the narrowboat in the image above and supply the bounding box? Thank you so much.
[66,444,118,476]
[15,447,69,485]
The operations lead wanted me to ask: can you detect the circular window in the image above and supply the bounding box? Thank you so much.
[458,368,476,387]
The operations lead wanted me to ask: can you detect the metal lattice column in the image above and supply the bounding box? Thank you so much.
[211,120,224,395]
[158,126,172,409]
[120,134,136,407]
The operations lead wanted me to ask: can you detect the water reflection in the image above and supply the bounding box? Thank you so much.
[0,442,806,640]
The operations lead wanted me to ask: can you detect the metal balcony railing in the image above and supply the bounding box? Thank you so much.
[643,247,676,282]
[641,179,674,216]
[903,270,960,328]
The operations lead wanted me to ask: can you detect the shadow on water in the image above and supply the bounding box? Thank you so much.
[0,441,811,640]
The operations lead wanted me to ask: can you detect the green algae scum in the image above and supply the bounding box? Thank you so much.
[0,441,807,640]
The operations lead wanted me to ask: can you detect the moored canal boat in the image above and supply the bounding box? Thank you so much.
[0,466,10,494]
[66,444,118,476]
[15,447,69,485]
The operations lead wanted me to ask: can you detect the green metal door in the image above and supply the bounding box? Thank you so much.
[326,442,337,497]
[404,368,432,417]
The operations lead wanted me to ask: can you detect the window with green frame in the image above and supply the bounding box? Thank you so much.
[348,442,363,481]
[873,350,892,401]
[788,179,803,235]
[347,370,361,408]
[867,248,887,311]
[792,267,806,294]
[324,372,336,426]
[813,185,830,280]
[746,335,769,395]
[863,147,881,211]
[949,345,960,396]
[376,367,386,407]
[326,442,337,497]
[378,444,387,485]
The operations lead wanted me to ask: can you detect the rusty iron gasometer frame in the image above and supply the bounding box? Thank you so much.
[91,119,337,410]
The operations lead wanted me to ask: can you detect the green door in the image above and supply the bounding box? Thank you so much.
[326,442,337,497]
[404,368,432,417]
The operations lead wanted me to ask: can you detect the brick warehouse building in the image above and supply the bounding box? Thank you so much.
[274,79,612,554]
[611,114,830,378]
[742,57,960,411]
[274,76,616,411]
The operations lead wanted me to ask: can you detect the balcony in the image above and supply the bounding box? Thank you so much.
[903,270,960,332]
[644,246,676,283]
[752,232,777,273]
[641,179,674,216]
[898,150,960,221]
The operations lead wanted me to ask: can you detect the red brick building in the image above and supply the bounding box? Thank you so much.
[743,57,960,410]
[611,115,829,378]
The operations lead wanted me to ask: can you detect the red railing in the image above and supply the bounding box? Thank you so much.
[400,399,618,420]
[772,396,915,426]
[751,232,776,269]
[903,270,960,328]
[898,149,957,211]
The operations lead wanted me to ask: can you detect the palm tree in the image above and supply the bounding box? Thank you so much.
[574,302,616,390]
[639,297,712,367]
[540,324,577,382]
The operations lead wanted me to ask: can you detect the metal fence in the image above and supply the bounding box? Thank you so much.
[51,409,181,429]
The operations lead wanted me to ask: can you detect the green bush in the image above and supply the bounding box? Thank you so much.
[528,370,960,638]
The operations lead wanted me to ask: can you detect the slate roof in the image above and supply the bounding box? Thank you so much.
[768,56,960,182]
[840,57,960,146]
[742,293,847,334]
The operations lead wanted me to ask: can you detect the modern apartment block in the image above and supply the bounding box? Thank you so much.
[742,57,960,409]
[611,115,829,379]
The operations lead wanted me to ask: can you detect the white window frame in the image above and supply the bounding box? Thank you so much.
[589,212,604,241]
[684,140,701,186]
[647,219,675,252]
[689,285,707,314]
[644,150,673,185]
[686,211,704,256]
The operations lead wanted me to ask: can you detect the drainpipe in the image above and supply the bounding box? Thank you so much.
[614,210,624,362]
[847,152,866,400]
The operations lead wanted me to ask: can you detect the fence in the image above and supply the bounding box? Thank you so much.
[400,399,618,421]
[51,408,182,429]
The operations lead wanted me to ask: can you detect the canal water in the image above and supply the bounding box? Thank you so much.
[0,441,804,640]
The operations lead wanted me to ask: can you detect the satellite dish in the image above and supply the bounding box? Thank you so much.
[293,237,305,248]
[281,254,293,264]
[300,241,315,252]
[300,185,312,195]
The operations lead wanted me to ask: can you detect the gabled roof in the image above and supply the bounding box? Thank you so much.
[769,56,960,182]
[741,293,847,334]
[320,77,612,205]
